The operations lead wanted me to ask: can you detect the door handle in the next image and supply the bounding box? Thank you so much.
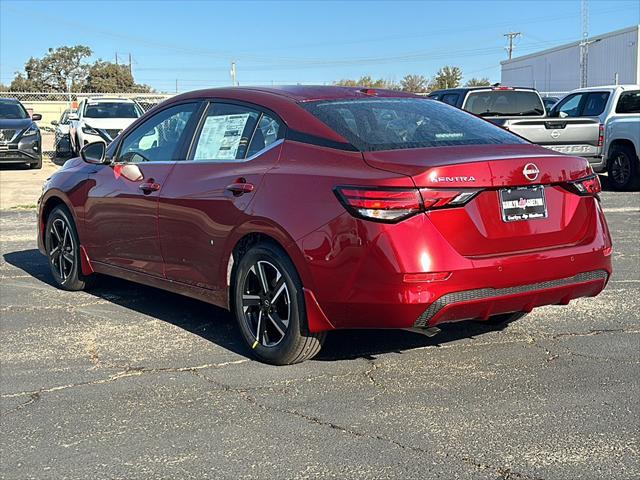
[139,181,161,194]
[225,181,255,196]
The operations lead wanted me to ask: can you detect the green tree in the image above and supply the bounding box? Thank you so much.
[83,61,153,93]
[433,66,463,90]
[465,77,491,87]
[335,76,398,90]
[400,74,429,93]
[10,45,92,92]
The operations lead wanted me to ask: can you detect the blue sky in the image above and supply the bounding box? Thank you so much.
[1,0,638,92]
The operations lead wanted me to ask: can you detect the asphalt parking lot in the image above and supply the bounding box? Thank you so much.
[0,186,638,479]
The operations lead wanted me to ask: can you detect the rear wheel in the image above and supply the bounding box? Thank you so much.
[45,206,93,291]
[233,243,325,365]
[607,143,640,191]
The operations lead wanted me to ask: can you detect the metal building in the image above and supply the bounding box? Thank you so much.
[500,25,639,94]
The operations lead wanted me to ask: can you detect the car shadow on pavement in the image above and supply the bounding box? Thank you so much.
[4,248,509,363]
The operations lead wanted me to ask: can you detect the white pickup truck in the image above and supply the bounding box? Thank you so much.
[505,85,640,190]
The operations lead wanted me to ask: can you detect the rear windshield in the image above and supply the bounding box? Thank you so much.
[463,90,545,117]
[302,98,527,152]
[84,102,141,119]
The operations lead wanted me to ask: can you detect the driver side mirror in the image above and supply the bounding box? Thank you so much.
[80,142,107,165]
[50,120,59,126]
[31,113,42,121]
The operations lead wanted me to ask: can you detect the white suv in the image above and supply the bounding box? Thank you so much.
[69,97,143,154]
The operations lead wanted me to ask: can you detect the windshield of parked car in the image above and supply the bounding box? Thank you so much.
[302,98,528,152]
[464,90,545,117]
[84,102,141,119]
[0,100,29,119]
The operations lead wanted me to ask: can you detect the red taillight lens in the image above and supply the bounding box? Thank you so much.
[335,186,478,223]
[419,188,479,209]
[565,175,602,196]
[598,124,604,147]
[335,187,422,222]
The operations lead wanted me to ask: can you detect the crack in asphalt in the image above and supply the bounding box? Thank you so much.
[191,369,542,480]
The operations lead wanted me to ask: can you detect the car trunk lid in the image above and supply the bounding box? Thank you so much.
[362,144,598,257]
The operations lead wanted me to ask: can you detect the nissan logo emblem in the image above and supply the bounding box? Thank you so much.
[551,129,561,139]
[523,163,540,181]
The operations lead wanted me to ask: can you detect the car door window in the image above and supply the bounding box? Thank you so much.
[441,94,459,106]
[192,103,261,161]
[552,93,584,117]
[616,90,640,113]
[246,113,283,157]
[118,103,198,163]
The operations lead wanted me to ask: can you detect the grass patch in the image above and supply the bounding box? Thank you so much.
[10,204,38,210]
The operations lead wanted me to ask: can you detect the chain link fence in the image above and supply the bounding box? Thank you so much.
[0,92,175,128]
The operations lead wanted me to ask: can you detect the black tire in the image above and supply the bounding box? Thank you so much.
[478,312,528,326]
[44,205,94,291]
[233,242,325,365]
[607,143,640,191]
[29,157,42,169]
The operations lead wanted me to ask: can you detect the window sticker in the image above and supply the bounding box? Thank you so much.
[194,113,251,160]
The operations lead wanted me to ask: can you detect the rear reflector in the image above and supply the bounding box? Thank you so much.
[335,186,479,223]
[404,272,451,283]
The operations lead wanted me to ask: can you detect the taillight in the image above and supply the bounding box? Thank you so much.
[335,186,479,223]
[564,175,602,196]
[598,124,604,147]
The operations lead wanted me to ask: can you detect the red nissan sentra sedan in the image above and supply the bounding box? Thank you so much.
[38,86,612,364]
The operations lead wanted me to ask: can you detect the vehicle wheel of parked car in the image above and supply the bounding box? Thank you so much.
[233,242,326,365]
[608,143,640,191]
[28,158,42,169]
[45,205,94,291]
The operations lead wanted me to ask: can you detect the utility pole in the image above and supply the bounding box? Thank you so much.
[579,0,589,88]
[128,53,132,76]
[230,61,238,86]
[504,32,521,60]
[115,52,119,65]
[175,79,178,93]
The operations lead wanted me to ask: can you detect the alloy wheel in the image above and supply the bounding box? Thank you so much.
[611,152,631,186]
[49,218,75,282]
[241,260,291,347]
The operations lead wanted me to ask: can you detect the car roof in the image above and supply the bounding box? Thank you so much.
[567,84,640,93]
[83,97,137,103]
[175,85,419,103]
[0,97,21,103]
[430,86,539,94]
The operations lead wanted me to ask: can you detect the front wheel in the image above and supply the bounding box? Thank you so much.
[233,243,325,365]
[607,144,640,191]
[45,205,94,291]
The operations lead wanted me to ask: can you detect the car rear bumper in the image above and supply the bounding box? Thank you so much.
[299,205,612,331]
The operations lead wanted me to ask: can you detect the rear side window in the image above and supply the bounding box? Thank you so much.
[441,94,459,106]
[582,92,610,116]
[616,90,640,113]
[246,113,283,157]
[464,90,544,117]
[302,98,527,152]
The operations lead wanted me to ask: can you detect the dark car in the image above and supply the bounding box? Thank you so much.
[38,86,612,365]
[0,98,43,169]
[542,96,560,111]
[428,86,546,126]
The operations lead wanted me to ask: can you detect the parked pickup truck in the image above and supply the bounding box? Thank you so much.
[503,85,640,190]
[603,90,640,190]
[428,86,546,126]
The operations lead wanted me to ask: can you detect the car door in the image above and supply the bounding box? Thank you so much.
[83,101,202,276]
[158,101,284,294]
